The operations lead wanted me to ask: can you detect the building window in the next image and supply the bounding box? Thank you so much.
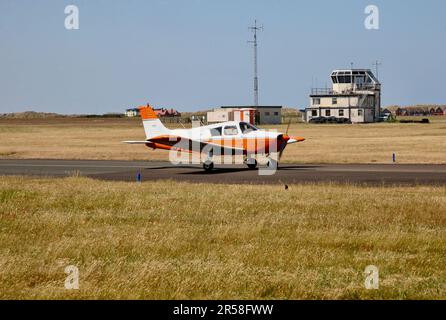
[325,110,331,117]
[339,109,344,117]
[358,109,363,117]
[313,98,320,105]
[332,98,337,105]
[274,112,279,116]
[265,112,270,116]
[312,110,317,117]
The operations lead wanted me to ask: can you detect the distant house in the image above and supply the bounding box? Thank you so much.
[434,107,444,116]
[125,107,181,118]
[412,107,430,116]
[394,108,404,116]
[125,108,139,117]
[385,106,399,116]
[384,105,446,117]
[153,108,181,117]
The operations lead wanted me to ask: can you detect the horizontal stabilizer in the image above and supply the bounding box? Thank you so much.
[123,141,149,144]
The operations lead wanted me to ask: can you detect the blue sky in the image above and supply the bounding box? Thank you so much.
[1,0,445,114]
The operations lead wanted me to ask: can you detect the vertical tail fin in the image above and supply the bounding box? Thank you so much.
[138,104,169,139]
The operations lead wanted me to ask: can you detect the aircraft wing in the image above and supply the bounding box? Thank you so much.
[144,135,246,155]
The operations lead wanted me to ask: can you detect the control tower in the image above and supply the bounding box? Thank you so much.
[306,69,381,123]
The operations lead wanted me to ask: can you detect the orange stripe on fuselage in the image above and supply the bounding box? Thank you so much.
[206,138,277,154]
[145,142,193,153]
[146,137,288,154]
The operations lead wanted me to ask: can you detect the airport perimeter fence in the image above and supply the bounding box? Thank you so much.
[281,115,304,124]
[160,117,191,124]
[160,115,305,126]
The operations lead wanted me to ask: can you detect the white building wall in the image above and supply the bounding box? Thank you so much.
[258,108,281,124]
[308,93,379,123]
[208,107,282,124]
[207,110,231,123]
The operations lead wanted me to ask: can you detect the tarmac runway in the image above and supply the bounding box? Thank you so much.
[1,159,446,185]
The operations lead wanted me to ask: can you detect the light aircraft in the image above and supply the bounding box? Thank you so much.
[124,104,305,171]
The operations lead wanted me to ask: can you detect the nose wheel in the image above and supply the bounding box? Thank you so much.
[203,161,214,172]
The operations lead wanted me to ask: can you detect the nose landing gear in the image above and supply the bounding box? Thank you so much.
[266,158,278,170]
[202,149,215,172]
[203,160,214,172]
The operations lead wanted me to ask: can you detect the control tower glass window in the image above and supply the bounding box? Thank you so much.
[355,75,365,86]
[338,76,352,83]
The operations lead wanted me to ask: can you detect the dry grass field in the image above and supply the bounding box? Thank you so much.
[0,176,445,299]
[0,117,445,164]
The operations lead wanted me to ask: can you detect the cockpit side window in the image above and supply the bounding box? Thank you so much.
[210,127,222,136]
[239,122,258,134]
[224,125,239,136]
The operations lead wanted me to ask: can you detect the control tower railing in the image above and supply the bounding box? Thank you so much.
[311,84,379,95]
[311,88,334,95]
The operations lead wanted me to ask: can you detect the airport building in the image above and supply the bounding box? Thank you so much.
[207,106,282,125]
[305,69,381,123]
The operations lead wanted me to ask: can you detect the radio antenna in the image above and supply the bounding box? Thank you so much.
[248,20,263,106]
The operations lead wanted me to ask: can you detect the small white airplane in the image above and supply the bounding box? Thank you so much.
[125,104,305,171]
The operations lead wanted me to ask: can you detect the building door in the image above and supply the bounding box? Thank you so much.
[255,111,260,125]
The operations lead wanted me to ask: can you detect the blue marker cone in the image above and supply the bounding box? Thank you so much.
[136,171,142,183]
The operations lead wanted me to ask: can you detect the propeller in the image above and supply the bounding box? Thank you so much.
[278,119,292,160]
[285,118,291,136]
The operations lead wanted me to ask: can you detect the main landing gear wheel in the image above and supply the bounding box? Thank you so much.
[247,159,258,170]
[203,161,214,172]
[267,158,278,170]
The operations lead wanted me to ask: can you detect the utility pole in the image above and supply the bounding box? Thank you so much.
[373,60,382,79]
[248,20,262,107]
[350,62,354,91]
[372,60,382,121]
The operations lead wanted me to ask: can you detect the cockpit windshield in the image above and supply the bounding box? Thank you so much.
[239,122,258,134]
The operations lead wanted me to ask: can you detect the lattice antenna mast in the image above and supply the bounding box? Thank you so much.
[248,20,263,106]
[373,60,382,79]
